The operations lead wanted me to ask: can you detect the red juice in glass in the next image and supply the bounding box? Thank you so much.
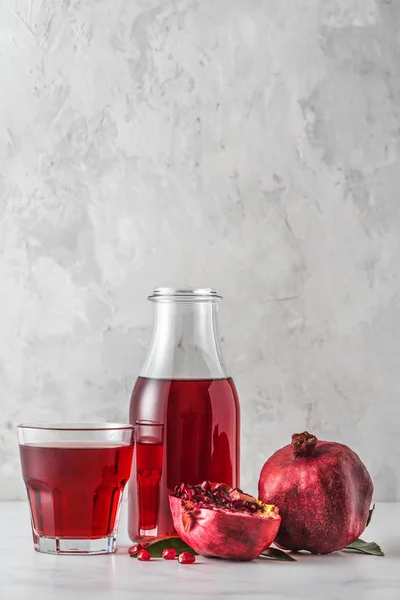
[136,441,163,531]
[20,442,133,538]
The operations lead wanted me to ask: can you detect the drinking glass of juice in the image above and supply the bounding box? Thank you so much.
[135,420,163,539]
[17,422,134,554]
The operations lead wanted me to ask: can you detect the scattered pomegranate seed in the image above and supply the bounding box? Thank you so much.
[162,548,177,560]
[129,543,144,556]
[137,549,151,561]
[178,551,196,564]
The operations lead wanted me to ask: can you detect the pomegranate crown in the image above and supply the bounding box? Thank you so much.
[291,431,318,457]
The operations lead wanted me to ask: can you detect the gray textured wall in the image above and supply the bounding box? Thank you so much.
[1,0,399,500]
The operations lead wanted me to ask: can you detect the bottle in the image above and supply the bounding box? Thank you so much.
[128,288,240,540]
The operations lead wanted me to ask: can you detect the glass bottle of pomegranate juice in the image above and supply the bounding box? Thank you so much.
[128,288,240,540]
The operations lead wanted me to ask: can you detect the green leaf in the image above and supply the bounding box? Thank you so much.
[366,503,375,527]
[259,548,297,562]
[343,538,384,556]
[130,537,197,558]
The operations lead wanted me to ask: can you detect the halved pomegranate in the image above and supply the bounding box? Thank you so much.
[169,481,281,561]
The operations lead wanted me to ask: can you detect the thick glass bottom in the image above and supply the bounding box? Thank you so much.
[32,531,117,554]
[137,527,158,542]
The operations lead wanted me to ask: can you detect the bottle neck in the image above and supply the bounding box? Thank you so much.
[141,301,227,379]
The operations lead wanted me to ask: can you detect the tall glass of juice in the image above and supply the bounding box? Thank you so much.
[133,420,164,539]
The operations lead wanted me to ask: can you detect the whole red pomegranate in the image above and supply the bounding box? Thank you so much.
[258,431,374,554]
[170,481,281,561]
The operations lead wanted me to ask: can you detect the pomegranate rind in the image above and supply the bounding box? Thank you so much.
[169,483,281,561]
[258,436,374,554]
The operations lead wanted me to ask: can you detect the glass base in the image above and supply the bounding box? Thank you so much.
[33,532,117,555]
[138,527,158,540]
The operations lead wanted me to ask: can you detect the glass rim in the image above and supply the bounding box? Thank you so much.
[149,287,222,302]
[135,419,163,427]
[17,422,134,432]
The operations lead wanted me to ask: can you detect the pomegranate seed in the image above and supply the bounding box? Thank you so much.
[178,551,196,564]
[129,543,143,556]
[137,549,151,561]
[162,548,177,560]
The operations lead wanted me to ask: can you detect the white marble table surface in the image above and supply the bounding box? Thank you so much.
[0,501,398,600]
